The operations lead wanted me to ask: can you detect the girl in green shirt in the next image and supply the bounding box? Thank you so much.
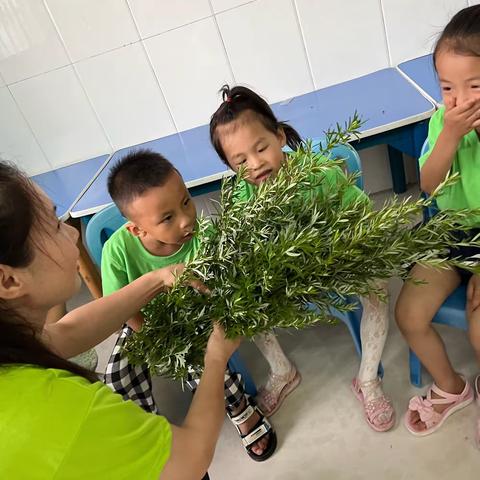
[396,5,480,439]
[209,85,395,433]
[0,161,241,479]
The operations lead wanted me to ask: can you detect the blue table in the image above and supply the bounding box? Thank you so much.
[32,154,110,220]
[71,124,229,217]
[397,54,442,106]
[71,67,434,217]
[273,68,435,194]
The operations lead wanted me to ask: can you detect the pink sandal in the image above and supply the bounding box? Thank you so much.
[351,377,395,432]
[256,366,301,416]
[404,375,473,437]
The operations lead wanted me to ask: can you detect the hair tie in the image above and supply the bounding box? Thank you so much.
[226,96,232,103]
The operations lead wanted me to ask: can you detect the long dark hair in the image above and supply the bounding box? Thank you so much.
[0,162,97,382]
[209,84,303,165]
[433,5,480,66]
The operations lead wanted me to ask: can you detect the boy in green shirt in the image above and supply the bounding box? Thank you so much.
[101,149,276,462]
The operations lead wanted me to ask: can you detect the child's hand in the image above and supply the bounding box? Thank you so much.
[467,275,480,313]
[204,323,242,365]
[126,313,144,332]
[153,263,210,294]
[443,98,480,141]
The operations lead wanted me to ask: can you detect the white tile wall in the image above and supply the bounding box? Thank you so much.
[0,0,68,84]
[75,43,175,149]
[0,0,467,190]
[382,0,468,64]
[46,0,139,62]
[145,17,234,131]
[128,0,211,38]
[10,66,110,168]
[296,0,389,89]
[217,0,313,103]
[0,86,50,174]
[210,0,254,13]
[469,0,480,5]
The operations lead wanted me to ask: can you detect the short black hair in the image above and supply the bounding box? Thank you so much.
[107,149,176,215]
[434,5,480,67]
[210,84,303,165]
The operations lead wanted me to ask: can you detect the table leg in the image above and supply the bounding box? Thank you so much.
[67,218,102,299]
[387,145,407,194]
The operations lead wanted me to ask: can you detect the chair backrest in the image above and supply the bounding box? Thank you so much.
[85,203,126,267]
[283,140,364,190]
[419,138,440,220]
[312,140,364,191]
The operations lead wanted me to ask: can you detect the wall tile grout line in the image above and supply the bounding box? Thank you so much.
[5,85,53,173]
[291,0,316,91]
[208,0,237,85]
[379,0,393,67]
[124,0,180,135]
[42,0,115,154]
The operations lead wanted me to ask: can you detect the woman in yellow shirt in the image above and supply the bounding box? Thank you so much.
[0,162,239,480]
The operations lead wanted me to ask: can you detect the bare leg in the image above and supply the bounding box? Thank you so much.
[396,264,464,431]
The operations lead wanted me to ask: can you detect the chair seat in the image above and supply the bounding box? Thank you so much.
[432,284,467,330]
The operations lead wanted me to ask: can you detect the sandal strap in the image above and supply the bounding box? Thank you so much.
[241,416,272,448]
[364,395,393,421]
[408,396,441,427]
[429,381,466,404]
[358,377,381,391]
[229,404,255,425]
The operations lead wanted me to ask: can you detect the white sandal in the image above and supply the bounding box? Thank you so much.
[227,396,277,461]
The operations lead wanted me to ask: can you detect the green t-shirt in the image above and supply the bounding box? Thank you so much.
[419,106,480,226]
[0,366,171,479]
[102,225,201,296]
[235,154,369,207]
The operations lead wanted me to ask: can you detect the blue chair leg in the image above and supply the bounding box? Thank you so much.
[228,350,257,397]
[409,349,423,387]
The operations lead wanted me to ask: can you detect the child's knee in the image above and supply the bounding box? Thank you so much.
[394,296,428,335]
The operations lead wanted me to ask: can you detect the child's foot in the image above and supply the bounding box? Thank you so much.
[256,365,301,416]
[228,396,277,461]
[351,377,395,432]
[405,374,473,436]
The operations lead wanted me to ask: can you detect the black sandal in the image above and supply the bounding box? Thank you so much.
[227,396,277,462]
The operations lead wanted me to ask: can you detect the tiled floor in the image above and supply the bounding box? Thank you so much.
[75,185,480,479]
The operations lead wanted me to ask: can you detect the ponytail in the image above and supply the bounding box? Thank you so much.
[210,84,303,164]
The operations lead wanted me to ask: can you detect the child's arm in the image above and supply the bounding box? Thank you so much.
[421,98,480,194]
[42,264,190,358]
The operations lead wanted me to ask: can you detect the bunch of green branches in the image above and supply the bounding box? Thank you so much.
[124,120,480,380]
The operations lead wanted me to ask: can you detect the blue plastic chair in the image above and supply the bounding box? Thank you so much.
[408,139,468,387]
[85,203,257,396]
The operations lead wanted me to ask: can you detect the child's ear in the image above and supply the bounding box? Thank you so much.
[0,265,26,301]
[125,222,145,238]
